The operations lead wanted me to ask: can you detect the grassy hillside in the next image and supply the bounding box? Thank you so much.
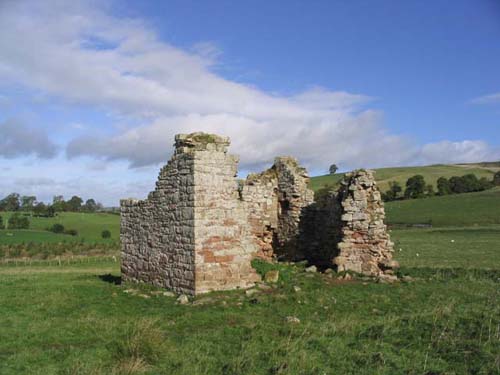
[385,187,500,227]
[0,212,119,245]
[309,162,499,192]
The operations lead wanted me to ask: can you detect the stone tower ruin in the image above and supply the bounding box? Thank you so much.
[121,132,396,295]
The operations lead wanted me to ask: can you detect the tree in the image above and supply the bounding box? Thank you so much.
[383,181,402,201]
[0,193,21,211]
[7,213,30,229]
[404,175,426,199]
[0,215,4,230]
[21,196,37,211]
[33,202,47,217]
[84,199,97,213]
[437,177,451,195]
[449,174,481,194]
[67,196,83,212]
[52,196,66,212]
[493,171,500,186]
[461,174,480,192]
[329,164,338,175]
[449,176,466,193]
[478,177,493,191]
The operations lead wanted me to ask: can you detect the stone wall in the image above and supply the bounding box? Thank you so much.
[333,170,397,275]
[120,139,197,295]
[121,133,396,295]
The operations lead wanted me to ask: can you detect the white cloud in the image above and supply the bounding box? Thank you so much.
[418,140,500,165]
[0,0,414,173]
[0,119,58,159]
[470,92,500,105]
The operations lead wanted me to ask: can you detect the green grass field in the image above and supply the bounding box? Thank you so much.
[309,162,499,192]
[0,212,119,245]
[385,187,500,227]
[0,237,498,374]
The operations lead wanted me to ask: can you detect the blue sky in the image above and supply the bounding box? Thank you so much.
[0,0,499,205]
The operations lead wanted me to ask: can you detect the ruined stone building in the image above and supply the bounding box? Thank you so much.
[121,132,397,295]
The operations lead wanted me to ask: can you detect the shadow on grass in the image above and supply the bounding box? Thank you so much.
[99,273,122,285]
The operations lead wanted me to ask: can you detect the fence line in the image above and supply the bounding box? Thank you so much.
[0,254,119,267]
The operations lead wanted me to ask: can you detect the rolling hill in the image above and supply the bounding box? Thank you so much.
[309,162,500,192]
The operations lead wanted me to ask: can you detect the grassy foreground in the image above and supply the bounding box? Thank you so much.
[0,228,499,375]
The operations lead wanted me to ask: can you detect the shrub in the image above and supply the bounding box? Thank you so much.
[7,213,30,229]
[102,229,111,239]
[0,215,4,230]
[64,229,78,236]
[49,223,65,233]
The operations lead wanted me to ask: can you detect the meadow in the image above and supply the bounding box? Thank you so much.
[0,240,498,374]
[0,175,498,374]
[0,212,119,245]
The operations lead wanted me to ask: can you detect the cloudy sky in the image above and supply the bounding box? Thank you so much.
[1,0,499,206]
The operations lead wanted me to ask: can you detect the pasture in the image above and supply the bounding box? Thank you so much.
[0,227,498,374]
[0,212,119,245]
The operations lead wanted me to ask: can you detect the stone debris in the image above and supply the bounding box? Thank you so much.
[285,316,301,324]
[377,274,399,284]
[162,291,175,297]
[293,286,301,292]
[264,270,280,283]
[342,273,352,281]
[305,265,317,273]
[176,294,190,305]
[257,283,272,291]
[245,288,259,296]
[121,133,396,295]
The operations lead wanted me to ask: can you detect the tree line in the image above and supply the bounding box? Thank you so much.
[0,193,103,216]
[382,171,500,202]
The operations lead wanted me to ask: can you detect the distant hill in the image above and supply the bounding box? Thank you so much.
[309,162,500,192]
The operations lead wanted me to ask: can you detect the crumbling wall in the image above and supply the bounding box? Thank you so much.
[333,170,397,275]
[239,157,314,261]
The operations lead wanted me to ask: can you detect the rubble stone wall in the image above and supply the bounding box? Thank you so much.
[333,170,396,275]
[120,147,196,295]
